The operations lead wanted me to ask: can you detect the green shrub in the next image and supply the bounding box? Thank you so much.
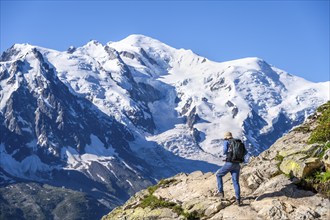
[146,178,177,195]
[147,185,158,195]
[297,170,330,198]
[275,153,284,162]
[183,210,203,220]
[139,194,200,219]
[139,194,176,209]
[315,171,330,182]
[140,178,201,219]
[308,101,330,144]
[316,101,330,113]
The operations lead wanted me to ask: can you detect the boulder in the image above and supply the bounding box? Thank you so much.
[290,206,320,220]
[255,199,290,220]
[214,203,260,220]
[279,154,322,178]
[278,143,322,158]
[322,149,330,171]
[240,159,279,191]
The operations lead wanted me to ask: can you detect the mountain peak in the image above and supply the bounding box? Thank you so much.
[86,39,102,46]
[120,34,162,45]
[0,43,33,61]
[225,57,269,69]
[108,34,175,55]
[1,34,329,219]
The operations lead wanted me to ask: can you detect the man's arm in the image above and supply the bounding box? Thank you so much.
[223,140,229,155]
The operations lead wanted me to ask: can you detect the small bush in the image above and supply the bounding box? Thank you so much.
[139,178,201,219]
[172,205,184,216]
[275,153,284,162]
[146,178,177,195]
[147,185,158,195]
[315,171,330,182]
[183,210,203,220]
[308,101,330,144]
[139,194,176,209]
[297,170,330,198]
[309,126,330,144]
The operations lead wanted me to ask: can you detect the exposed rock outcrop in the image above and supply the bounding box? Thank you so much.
[103,102,330,220]
[323,149,330,171]
[280,155,322,178]
[103,170,329,219]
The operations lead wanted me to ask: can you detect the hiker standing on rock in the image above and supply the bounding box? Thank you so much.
[215,132,247,206]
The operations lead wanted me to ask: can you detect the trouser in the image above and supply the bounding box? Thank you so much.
[215,162,241,200]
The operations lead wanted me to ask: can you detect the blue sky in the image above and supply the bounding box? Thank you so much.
[1,0,329,82]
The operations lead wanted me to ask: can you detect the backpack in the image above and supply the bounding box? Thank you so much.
[226,139,246,163]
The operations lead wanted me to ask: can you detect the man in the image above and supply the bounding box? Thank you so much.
[215,131,242,206]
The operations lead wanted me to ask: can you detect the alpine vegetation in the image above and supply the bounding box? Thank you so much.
[0,34,329,218]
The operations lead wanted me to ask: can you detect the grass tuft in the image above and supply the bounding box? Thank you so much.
[139,178,202,219]
[297,170,330,198]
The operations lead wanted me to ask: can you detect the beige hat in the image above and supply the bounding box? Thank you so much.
[224,132,233,139]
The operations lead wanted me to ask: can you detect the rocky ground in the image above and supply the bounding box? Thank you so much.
[102,102,330,220]
[102,170,328,220]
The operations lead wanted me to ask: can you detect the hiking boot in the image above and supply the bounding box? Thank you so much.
[236,199,242,206]
[215,191,224,198]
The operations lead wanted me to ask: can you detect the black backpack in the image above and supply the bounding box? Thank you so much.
[226,139,246,163]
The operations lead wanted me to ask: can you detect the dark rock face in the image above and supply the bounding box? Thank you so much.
[242,110,304,155]
[139,48,158,65]
[258,112,304,152]
[210,77,226,91]
[242,110,269,155]
[120,51,135,60]
[0,182,108,220]
[136,82,162,102]
[0,48,155,218]
[67,46,76,54]
[192,128,201,142]
[181,98,193,115]
[104,45,120,60]
[226,100,238,118]
[0,45,21,62]
[1,49,134,162]
[187,106,200,129]
[0,68,9,81]
[104,48,160,133]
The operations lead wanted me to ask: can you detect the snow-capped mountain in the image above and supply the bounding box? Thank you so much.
[0,34,329,216]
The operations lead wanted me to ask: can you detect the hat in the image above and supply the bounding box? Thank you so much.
[224,132,233,140]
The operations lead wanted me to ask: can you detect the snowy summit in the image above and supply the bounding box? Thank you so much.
[0,34,329,215]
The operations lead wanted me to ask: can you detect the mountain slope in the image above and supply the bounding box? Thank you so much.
[0,34,329,218]
[109,35,329,156]
[0,47,160,213]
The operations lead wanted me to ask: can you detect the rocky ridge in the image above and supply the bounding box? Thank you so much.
[103,102,330,220]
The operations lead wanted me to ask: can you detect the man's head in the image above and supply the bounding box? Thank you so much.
[224,132,233,140]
